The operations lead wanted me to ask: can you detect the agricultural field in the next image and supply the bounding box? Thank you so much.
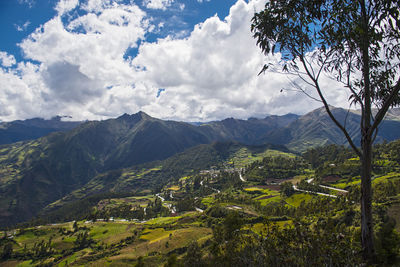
[1,143,400,266]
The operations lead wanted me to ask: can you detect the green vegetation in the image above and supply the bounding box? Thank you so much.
[252,0,400,260]
[1,140,400,266]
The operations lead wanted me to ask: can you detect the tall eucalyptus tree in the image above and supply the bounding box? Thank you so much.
[251,0,400,260]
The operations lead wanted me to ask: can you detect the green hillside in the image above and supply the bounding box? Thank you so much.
[1,140,400,266]
[263,107,400,152]
[1,107,400,227]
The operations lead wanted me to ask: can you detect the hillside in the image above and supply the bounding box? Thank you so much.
[263,107,400,152]
[0,112,216,227]
[200,113,299,145]
[1,140,399,266]
[1,107,400,227]
[0,117,81,145]
[35,142,287,224]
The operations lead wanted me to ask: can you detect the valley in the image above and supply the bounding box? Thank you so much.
[1,138,400,266]
[0,108,400,266]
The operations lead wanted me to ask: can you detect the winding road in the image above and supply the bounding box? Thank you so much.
[293,178,348,198]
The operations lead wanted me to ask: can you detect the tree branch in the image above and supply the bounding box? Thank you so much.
[300,56,362,157]
[288,80,322,103]
[370,77,400,136]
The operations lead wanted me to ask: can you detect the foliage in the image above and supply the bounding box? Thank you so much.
[280,181,295,197]
[303,145,354,169]
[252,0,400,259]
[1,242,13,260]
[176,198,195,213]
[30,238,55,260]
[182,241,205,267]
[297,179,329,194]
[374,206,400,264]
[74,231,94,250]
[1,140,400,265]
[236,220,362,266]
[245,156,307,182]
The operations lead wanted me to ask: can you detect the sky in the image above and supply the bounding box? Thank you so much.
[0,0,350,122]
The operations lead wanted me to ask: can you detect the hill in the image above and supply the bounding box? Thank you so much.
[0,107,291,227]
[0,116,81,145]
[0,112,215,226]
[1,140,400,266]
[262,107,400,152]
[1,107,400,227]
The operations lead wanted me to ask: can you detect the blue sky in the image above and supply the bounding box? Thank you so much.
[0,0,348,122]
[0,0,238,62]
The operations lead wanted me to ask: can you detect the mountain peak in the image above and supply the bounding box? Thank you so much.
[116,111,152,125]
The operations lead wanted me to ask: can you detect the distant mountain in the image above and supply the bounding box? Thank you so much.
[386,108,400,120]
[0,116,82,145]
[0,107,399,227]
[200,113,299,145]
[261,107,400,152]
[0,111,219,226]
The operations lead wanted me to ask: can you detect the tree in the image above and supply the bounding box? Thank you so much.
[74,231,93,250]
[164,253,179,267]
[135,256,145,267]
[280,181,295,197]
[251,0,400,261]
[183,241,204,267]
[1,242,13,259]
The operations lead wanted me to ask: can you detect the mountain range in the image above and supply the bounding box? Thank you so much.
[0,116,81,145]
[1,106,400,227]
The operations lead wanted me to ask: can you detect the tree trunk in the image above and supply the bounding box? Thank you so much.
[360,133,375,261]
[359,0,375,261]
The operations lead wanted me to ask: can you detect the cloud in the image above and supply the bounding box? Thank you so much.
[0,52,16,67]
[14,21,31,32]
[0,62,44,120]
[0,0,351,122]
[18,0,35,8]
[55,0,79,15]
[143,0,175,10]
[130,0,351,121]
[42,61,103,103]
[0,0,149,120]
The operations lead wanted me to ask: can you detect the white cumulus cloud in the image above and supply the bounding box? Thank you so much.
[0,0,351,122]
[55,0,79,15]
[0,52,17,67]
[143,0,174,10]
[130,0,350,121]
[0,0,148,121]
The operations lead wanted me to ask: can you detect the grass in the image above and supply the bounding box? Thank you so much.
[287,175,310,185]
[330,172,400,189]
[245,220,293,235]
[144,216,181,225]
[285,193,313,207]
[372,172,400,184]
[244,187,278,194]
[58,248,93,266]
[140,228,174,243]
[227,148,296,169]
[254,195,281,205]
[116,227,212,261]
[89,222,134,244]
[244,187,264,192]
[105,195,154,207]
[14,227,60,250]
[16,260,34,267]
[332,177,361,189]
[201,196,215,206]
[167,185,180,191]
